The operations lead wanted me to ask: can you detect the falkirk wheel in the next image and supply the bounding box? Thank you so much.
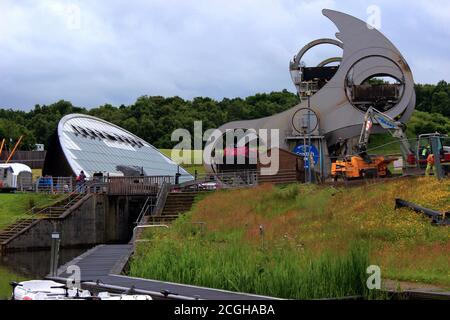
[203,9,416,177]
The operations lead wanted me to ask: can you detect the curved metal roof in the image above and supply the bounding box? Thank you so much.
[56,114,192,181]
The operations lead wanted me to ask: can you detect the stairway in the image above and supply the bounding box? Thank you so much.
[257,170,299,184]
[0,219,35,243]
[148,191,199,225]
[0,193,85,246]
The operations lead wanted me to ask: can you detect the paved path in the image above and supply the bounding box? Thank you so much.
[54,244,278,300]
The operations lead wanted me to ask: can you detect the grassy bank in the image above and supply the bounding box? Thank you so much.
[131,235,371,299]
[0,267,27,300]
[0,193,64,229]
[130,177,450,298]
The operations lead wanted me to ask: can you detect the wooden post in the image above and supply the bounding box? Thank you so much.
[5,135,24,164]
[0,138,5,158]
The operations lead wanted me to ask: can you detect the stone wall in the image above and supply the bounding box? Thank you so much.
[4,194,147,251]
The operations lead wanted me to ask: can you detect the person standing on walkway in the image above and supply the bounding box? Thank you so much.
[76,170,86,192]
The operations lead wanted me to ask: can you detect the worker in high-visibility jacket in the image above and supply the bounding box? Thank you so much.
[425,153,437,176]
[421,145,431,159]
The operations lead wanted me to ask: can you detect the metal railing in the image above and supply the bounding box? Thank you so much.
[107,175,173,195]
[177,170,259,190]
[151,181,171,216]
[31,175,175,195]
[134,196,154,226]
[175,168,307,190]
[34,177,78,194]
[131,224,170,244]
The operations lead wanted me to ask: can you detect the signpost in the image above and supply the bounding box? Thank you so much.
[292,144,319,169]
[49,232,60,277]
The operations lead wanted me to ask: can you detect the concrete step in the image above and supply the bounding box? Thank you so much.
[167,192,198,197]
[163,205,193,210]
[166,196,197,199]
[3,220,33,226]
[160,214,181,218]
[45,210,67,215]
[2,226,29,232]
[0,233,17,237]
[165,195,196,199]
[165,198,196,202]
[162,211,189,216]
[163,203,195,209]
[150,216,179,220]
[1,222,33,230]
[47,207,68,211]
[1,222,34,231]
[148,216,179,223]
[169,191,198,196]
[162,208,193,214]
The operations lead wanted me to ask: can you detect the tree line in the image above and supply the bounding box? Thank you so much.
[0,81,449,151]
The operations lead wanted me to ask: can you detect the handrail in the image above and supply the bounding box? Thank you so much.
[135,196,152,226]
[152,181,171,217]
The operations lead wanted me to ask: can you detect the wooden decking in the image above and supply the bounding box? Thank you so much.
[53,244,277,300]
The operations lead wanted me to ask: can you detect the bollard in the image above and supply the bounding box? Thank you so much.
[49,232,61,277]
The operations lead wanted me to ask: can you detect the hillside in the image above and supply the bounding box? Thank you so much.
[1,83,449,150]
[130,177,450,299]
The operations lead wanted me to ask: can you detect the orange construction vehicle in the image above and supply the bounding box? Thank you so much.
[331,107,415,181]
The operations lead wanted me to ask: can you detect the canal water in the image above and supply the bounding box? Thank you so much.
[0,248,89,299]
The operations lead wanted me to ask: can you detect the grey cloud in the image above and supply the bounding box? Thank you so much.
[0,0,448,110]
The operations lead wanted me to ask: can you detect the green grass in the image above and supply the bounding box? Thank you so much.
[0,266,27,300]
[129,177,450,298]
[159,149,206,175]
[0,193,65,229]
[131,231,372,299]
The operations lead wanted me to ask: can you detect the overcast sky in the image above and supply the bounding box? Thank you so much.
[0,0,449,110]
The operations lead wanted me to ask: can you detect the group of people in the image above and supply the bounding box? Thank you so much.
[76,170,107,193]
